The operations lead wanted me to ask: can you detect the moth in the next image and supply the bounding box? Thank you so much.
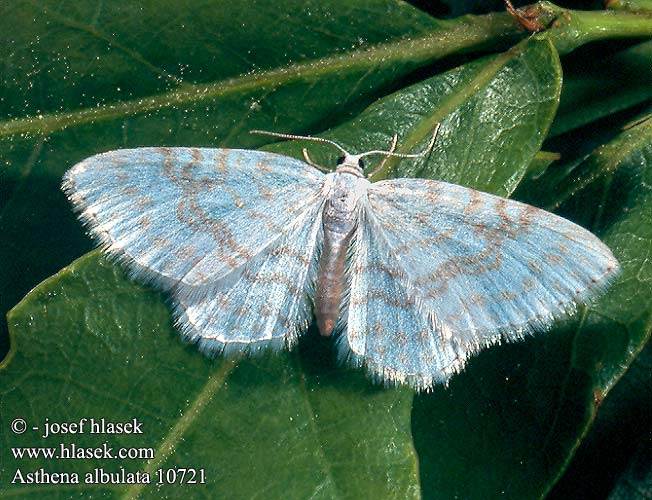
[62,126,619,390]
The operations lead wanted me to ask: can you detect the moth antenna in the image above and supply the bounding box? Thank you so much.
[250,129,350,155]
[358,123,440,160]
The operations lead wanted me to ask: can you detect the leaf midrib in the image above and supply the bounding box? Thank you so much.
[371,36,559,190]
[294,353,342,499]
[121,360,236,500]
[0,16,518,138]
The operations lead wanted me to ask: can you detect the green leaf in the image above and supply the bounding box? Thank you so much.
[547,335,651,498]
[1,253,419,499]
[520,113,652,213]
[0,0,525,351]
[414,113,652,500]
[550,40,652,137]
[541,117,652,395]
[1,37,561,498]
[607,441,652,500]
[264,35,561,196]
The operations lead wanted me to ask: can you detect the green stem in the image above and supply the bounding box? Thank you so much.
[605,0,652,13]
[533,1,652,54]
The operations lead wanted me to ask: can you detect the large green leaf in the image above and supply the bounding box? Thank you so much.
[1,37,561,498]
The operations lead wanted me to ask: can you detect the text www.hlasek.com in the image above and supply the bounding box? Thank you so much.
[12,443,154,460]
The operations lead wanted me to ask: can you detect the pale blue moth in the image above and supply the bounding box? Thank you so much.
[62,126,619,390]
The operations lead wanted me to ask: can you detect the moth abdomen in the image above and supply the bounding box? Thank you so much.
[315,227,354,336]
